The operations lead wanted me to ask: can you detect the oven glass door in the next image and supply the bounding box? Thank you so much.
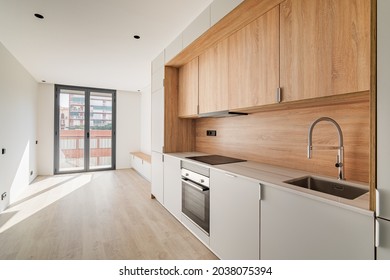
[182,179,210,234]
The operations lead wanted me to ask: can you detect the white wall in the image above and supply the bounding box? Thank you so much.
[0,42,38,211]
[140,85,151,155]
[37,83,55,175]
[116,90,141,169]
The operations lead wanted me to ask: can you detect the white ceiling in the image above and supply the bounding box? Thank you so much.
[0,0,213,92]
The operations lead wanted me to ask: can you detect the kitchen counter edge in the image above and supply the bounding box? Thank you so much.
[164,152,373,216]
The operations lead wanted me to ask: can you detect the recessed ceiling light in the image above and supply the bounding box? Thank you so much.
[133,35,141,40]
[34,13,44,19]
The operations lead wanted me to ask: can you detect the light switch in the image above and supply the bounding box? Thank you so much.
[206,130,217,136]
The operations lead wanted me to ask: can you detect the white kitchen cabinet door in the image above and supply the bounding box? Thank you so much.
[165,34,183,63]
[145,162,152,182]
[152,50,165,74]
[261,185,374,260]
[163,155,182,220]
[141,161,151,182]
[210,0,244,26]
[377,218,390,259]
[182,6,211,49]
[377,0,390,260]
[377,0,390,221]
[151,151,164,204]
[151,88,164,153]
[151,66,164,93]
[151,49,165,153]
[210,169,260,260]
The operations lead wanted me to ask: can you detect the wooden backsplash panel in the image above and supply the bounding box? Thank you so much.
[195,94,370,183]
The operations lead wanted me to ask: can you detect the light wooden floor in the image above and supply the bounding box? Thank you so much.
[0,169,217,260]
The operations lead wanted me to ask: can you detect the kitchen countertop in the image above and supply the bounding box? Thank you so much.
[166,152,372,216]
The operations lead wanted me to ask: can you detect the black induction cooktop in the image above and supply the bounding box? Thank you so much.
[186,155,246,165]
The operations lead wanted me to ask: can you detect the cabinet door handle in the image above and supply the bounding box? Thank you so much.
[225,173,237,178]
[181,179,209,192]
[276,87,282,103]
[259,183,262,201]
[376,189,380,214]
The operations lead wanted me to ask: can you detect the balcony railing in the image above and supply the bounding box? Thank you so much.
[59,130,112,169]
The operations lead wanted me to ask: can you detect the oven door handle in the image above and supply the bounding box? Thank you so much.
[181,178,209,192]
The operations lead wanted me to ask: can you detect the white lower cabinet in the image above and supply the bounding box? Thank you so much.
[131,154,151,182]
[163,155,182,219]
[210,169,260,260]
[377,218,390,259]
[260,184,374,260]
[151,151,164,204]
[131,155,142,174]
[142,161,151,181]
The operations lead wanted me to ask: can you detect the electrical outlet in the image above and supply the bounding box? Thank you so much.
[206,130,217,136]
[1,192,6,201]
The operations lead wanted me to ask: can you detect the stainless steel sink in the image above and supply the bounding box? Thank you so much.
[284,176,368,200]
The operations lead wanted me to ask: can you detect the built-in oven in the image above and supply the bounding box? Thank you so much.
[181,166,210,235]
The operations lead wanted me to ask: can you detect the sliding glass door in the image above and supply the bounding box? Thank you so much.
[54,85,116,174]
[89,91,114,170]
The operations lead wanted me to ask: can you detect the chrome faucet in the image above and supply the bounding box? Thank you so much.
[307,117,345,180]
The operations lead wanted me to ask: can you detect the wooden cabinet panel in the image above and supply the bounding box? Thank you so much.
[199,38,229,114]
[228,5,280,110]
[167,0,285,68]
[280,0,371,101]
[178,58,199,117]
[164,67,195,152]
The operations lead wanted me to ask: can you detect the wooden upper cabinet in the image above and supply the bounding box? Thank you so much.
[199,38,229,114]
[178,57,199,117]
[228,5,280,110]
[280,0,371,102]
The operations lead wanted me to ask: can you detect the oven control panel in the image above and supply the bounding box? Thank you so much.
[181,168,210,187]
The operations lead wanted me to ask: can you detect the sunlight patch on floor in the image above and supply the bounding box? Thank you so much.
[0,174,92,233]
